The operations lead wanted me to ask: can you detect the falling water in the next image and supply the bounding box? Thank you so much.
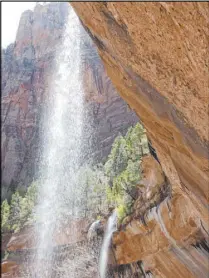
[32,7,87,277]
[99,211,117,278]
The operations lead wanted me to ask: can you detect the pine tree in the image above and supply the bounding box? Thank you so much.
[1,199,11,232]
[9,191,22,232]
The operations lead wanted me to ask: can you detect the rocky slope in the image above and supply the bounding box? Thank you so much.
[71,2,209,277]
[1,219,98,278]
[1,3,137,200]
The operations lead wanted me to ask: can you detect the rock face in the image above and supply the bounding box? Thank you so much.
[1,3,137,199]
[2,219,103,278]
[71,2,209,277]
[1,3,69,198]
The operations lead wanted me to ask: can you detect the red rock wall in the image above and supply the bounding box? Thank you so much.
[1,3,138,199]
[71,2,209,277]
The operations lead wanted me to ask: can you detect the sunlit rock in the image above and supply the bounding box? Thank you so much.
[71,2,209,276]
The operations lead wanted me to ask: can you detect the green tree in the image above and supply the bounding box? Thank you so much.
[9,191,22,232]
[104,123,149,223]
[104,135,128,183]
[1,199,11,232]
[19,181,38,225]
[2,181,39,233]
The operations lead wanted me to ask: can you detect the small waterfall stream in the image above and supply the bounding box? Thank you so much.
[99,211,117,278]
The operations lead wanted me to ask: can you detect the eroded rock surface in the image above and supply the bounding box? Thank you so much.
[71,2,209,277]
[2,219,103,278]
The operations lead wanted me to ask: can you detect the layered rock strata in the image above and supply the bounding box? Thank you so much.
[1,219,104,278]
[71,2,209,277]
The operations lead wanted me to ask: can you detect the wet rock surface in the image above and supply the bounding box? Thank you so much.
[2,219,105,278]
[71,2,209,277]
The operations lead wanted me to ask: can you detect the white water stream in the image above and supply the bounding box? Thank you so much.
[99,211,117,278]
[32,7,87,277]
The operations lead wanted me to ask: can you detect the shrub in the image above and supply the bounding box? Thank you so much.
[1,199,10,232]
[10,191,23,232]
[104,123,149,223]
[1,181,38,233]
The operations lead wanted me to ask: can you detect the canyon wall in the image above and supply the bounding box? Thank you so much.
[71,2,209,277]
[1,3,68,198]
[1,3,137,199]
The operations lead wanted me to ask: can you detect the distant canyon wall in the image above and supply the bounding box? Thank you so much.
[1,3,138,199]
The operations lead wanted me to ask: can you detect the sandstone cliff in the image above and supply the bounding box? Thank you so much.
[71,2,209,277]
[1,3,69,198]
[1,3,137,199]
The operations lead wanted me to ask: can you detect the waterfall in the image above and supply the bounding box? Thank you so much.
[99,211,117,278]
[32,7,88,277]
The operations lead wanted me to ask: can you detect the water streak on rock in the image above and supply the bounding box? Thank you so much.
[153,205,207,278]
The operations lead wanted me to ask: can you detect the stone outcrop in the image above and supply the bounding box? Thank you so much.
[2,219,103,278]
[71,2,209,277]
[2,261,19,278]
[1,3,137,199]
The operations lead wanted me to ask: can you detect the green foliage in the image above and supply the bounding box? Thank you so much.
[10,191,22,232]
[19,181,38,225]
[3,250,9,261]
[1,199,10,232]
[116,204,127,222]
[104,136,128,180]
[75,164,109,218]
[1,181,38,233]
[97,215,102,220]
[104,123,149,223]
[1,123,149,230]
